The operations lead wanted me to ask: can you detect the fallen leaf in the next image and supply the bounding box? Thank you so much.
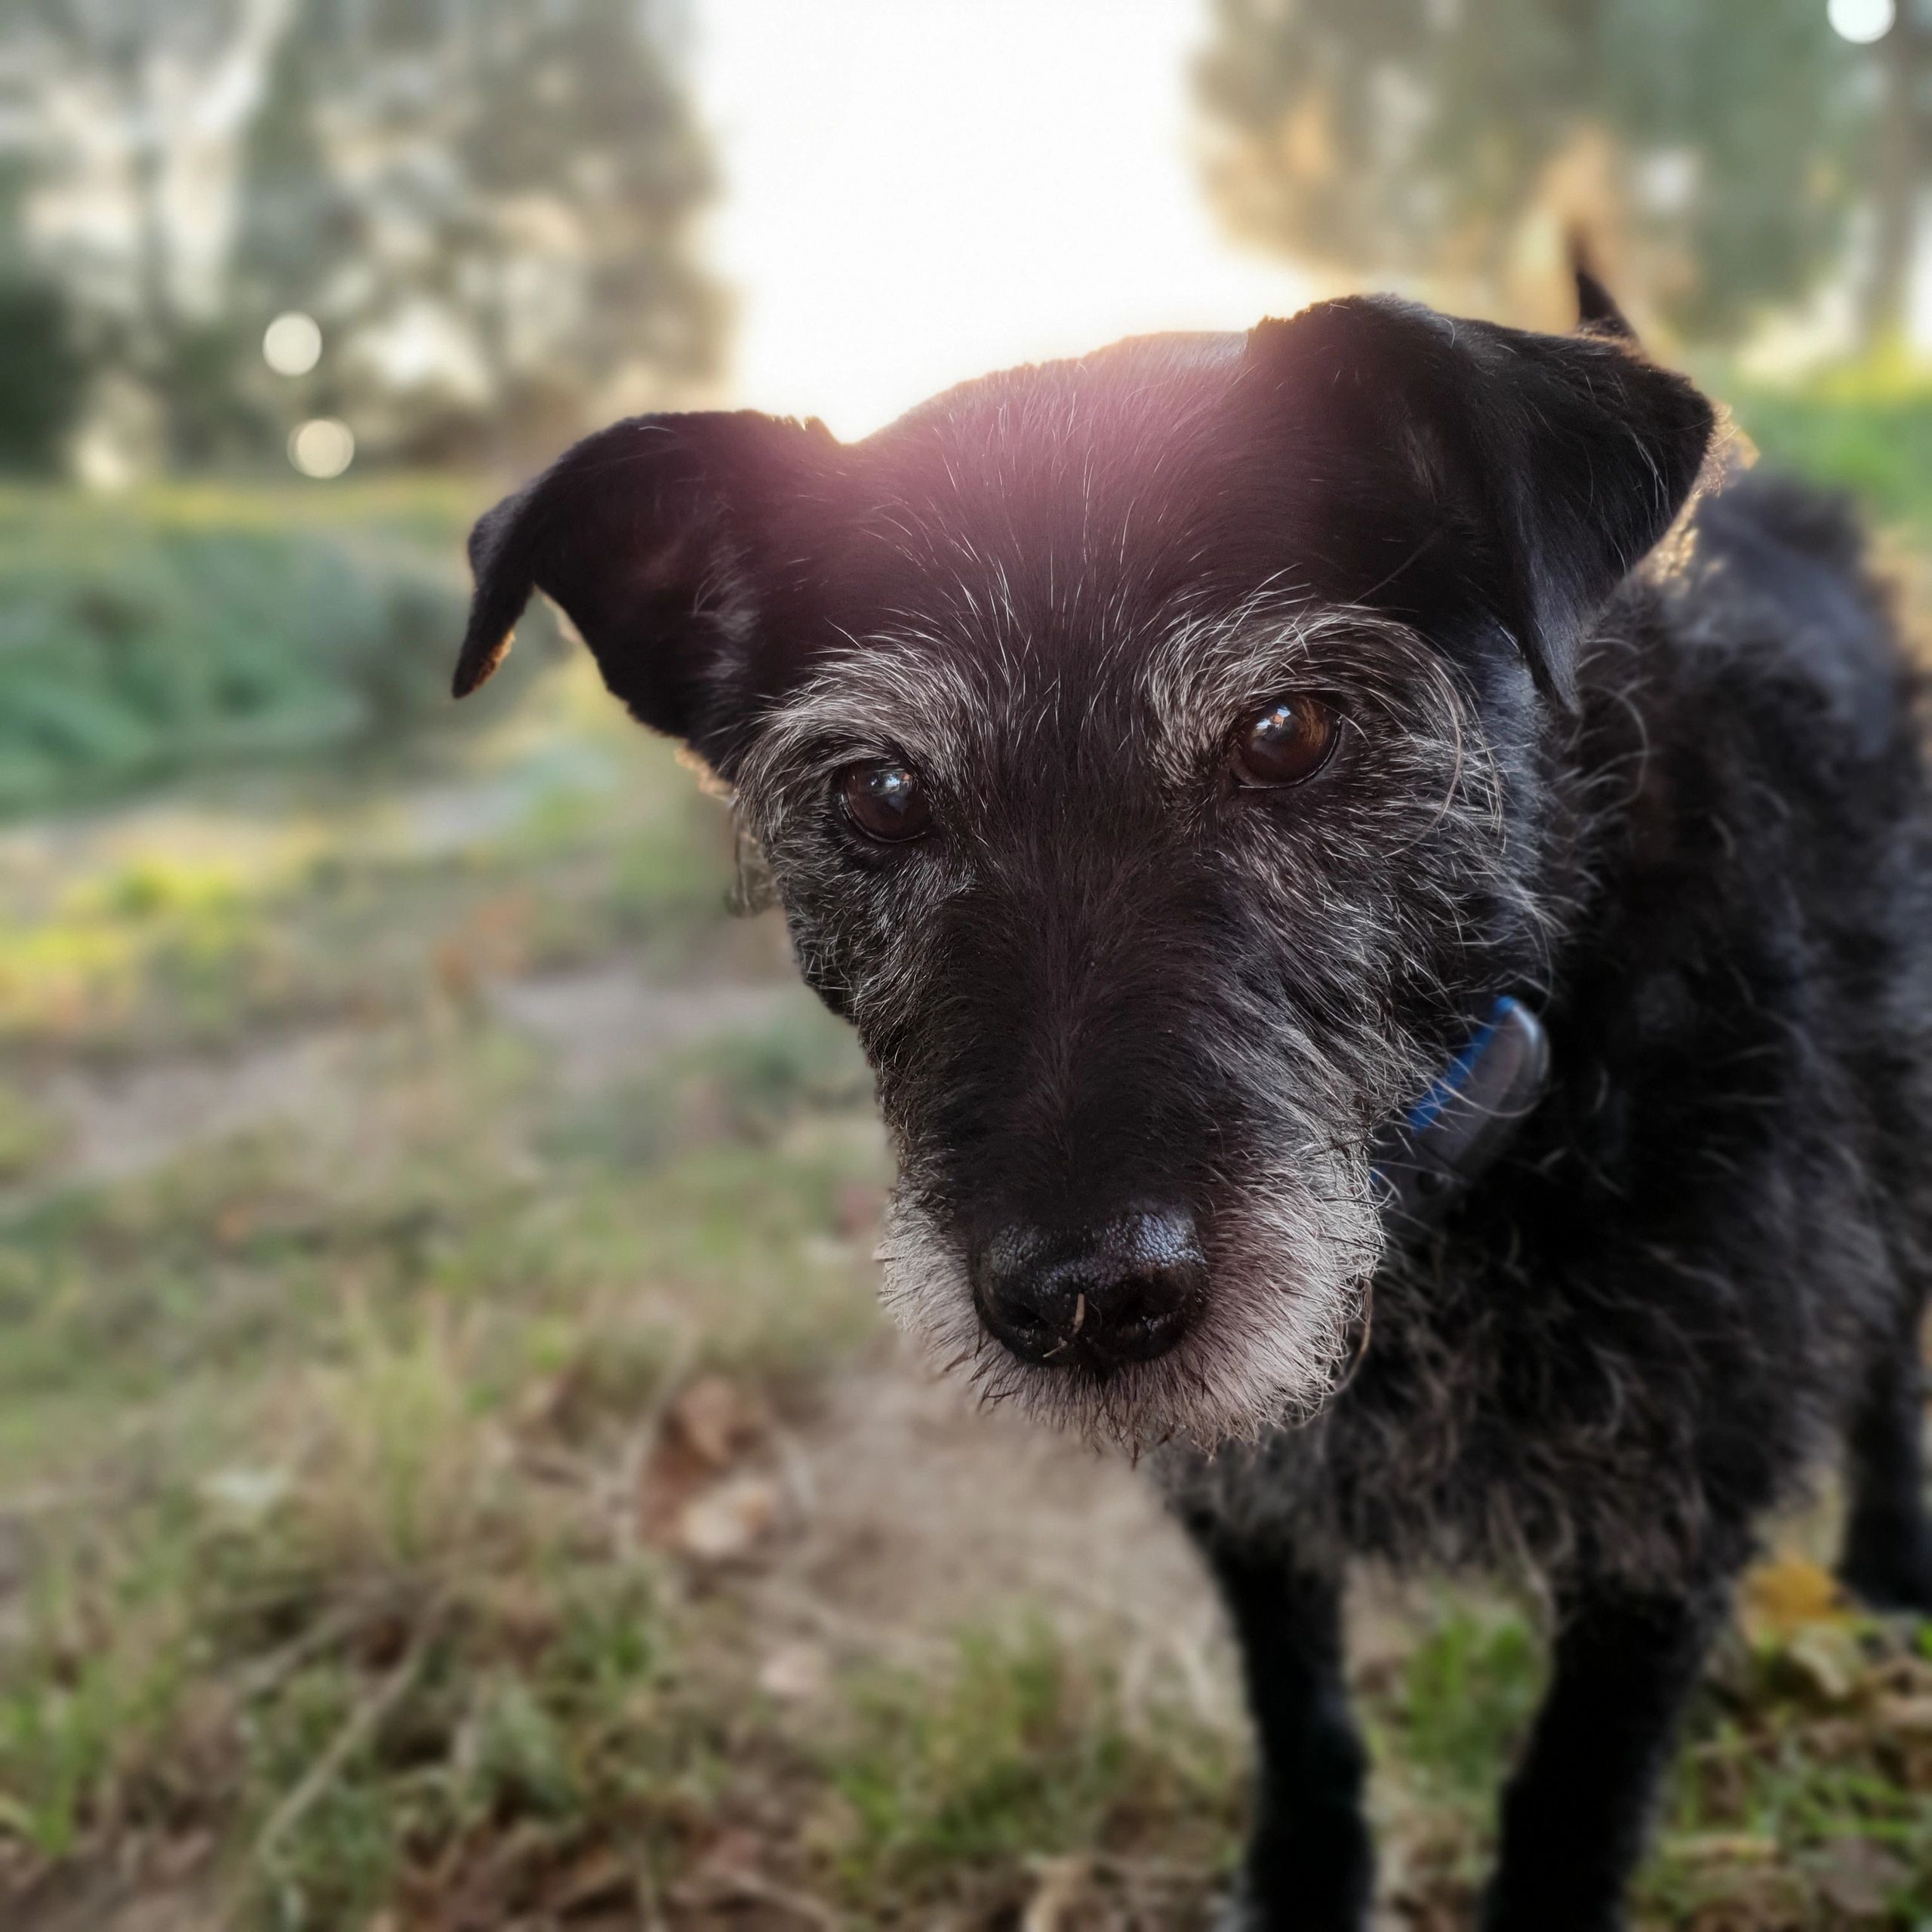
[672,1474,780,1561]
[1875,1691,1932,1789]
[757,1641,829,1703]
[1671,1832,1779,1864]
[672,1375,767,1469]
[196,1465,290,1522]
[1022,1855,1105,1932]
[1780,1623,1863,1704]
[1875,1691,1932,1734]
[547,1842,633,1915]
[1741,1554,1844,1641]
[1808,1836,1908,1918]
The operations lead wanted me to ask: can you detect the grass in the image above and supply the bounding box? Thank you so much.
[0,709,733,1068]
[9,432,1932,1927]
[820,1626,1239,1911]
[3,668,1245,1927]
[0,479,565,821]
[1349,1586,1932,1928]
[1724,358,1932,541]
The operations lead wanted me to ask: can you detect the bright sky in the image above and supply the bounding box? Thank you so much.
[688,0,1314,439]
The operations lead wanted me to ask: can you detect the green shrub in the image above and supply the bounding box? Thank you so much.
[1722,359,1932,539]
[0,481,563,817]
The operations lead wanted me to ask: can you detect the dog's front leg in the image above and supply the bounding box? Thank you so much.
[1481,1580,1726,1932]
[1180,1509,1372,1932]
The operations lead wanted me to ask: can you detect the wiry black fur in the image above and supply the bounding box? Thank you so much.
[454,291,1932,1930]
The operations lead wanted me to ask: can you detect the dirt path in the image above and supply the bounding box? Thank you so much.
[11,965,797,1200]
[758,1343,1234,1718]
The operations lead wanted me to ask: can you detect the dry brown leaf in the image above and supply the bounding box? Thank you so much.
[756,1641,829,1703]
[546,1842,633,1915]
[1873,1690,1932,1733]
[672,1375,768,1469]
[672,1475,780,1561]
[1671,1832,1780,1864]
[1780,1623,1864,1704]
[638,1377,771,1541]
[1740,1554,1845,1641]
[1021,1854,1108,1932]
[1808,1835,1909,1918]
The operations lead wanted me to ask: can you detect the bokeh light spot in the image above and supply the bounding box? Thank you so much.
[288,417,354,479]
[1828,0,1895,43]
[263,311,323,377]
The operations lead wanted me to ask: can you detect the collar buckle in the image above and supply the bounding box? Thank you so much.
[1371,995,1551,1235]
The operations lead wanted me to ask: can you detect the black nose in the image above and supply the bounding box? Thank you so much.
[971,1211,1206,1368]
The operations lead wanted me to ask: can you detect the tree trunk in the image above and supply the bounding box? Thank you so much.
[1863,3,1928,349]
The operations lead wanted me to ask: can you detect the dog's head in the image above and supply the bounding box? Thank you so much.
[454,297,1712,1448]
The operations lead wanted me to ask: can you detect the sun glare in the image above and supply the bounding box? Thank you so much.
[1828,0,1896,44]
[262,310,322,377]
[288,417,355,478]
[691,0,1312,439]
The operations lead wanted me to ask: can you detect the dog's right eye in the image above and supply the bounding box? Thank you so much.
[1231,694,1340,789]
[837,760,934,844]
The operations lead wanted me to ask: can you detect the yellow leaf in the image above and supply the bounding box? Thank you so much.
[1740,1553,1845,1640]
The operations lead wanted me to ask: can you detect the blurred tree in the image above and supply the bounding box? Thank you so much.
[233,0,726,464]
[0,0,721,473]
[0,157,85,472]
[1866,2,1930,346]
[0,0,284,470]
[1194,0,1897,346]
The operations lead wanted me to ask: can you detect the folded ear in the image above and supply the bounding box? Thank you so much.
[1246,297,1713,709]
[454,410,841,758]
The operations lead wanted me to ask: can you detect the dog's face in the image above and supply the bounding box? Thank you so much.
[455,297,1712,1447]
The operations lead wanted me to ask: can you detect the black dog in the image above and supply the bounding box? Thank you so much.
[453,281,1932,1930]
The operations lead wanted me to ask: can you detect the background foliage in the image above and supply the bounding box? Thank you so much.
[0,482,568,818]
[0,0,722,475]
[1195,0,1915,343]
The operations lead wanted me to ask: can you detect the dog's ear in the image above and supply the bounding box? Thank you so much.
[1573,264,1636,343]
[454,411,841,759]
[1246,297,1713,709]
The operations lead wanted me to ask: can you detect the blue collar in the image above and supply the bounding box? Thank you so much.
[1371,995,1550,1232]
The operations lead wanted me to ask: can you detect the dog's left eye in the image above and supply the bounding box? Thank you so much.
[1231,694,1340,789]
[837,760,934,844]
